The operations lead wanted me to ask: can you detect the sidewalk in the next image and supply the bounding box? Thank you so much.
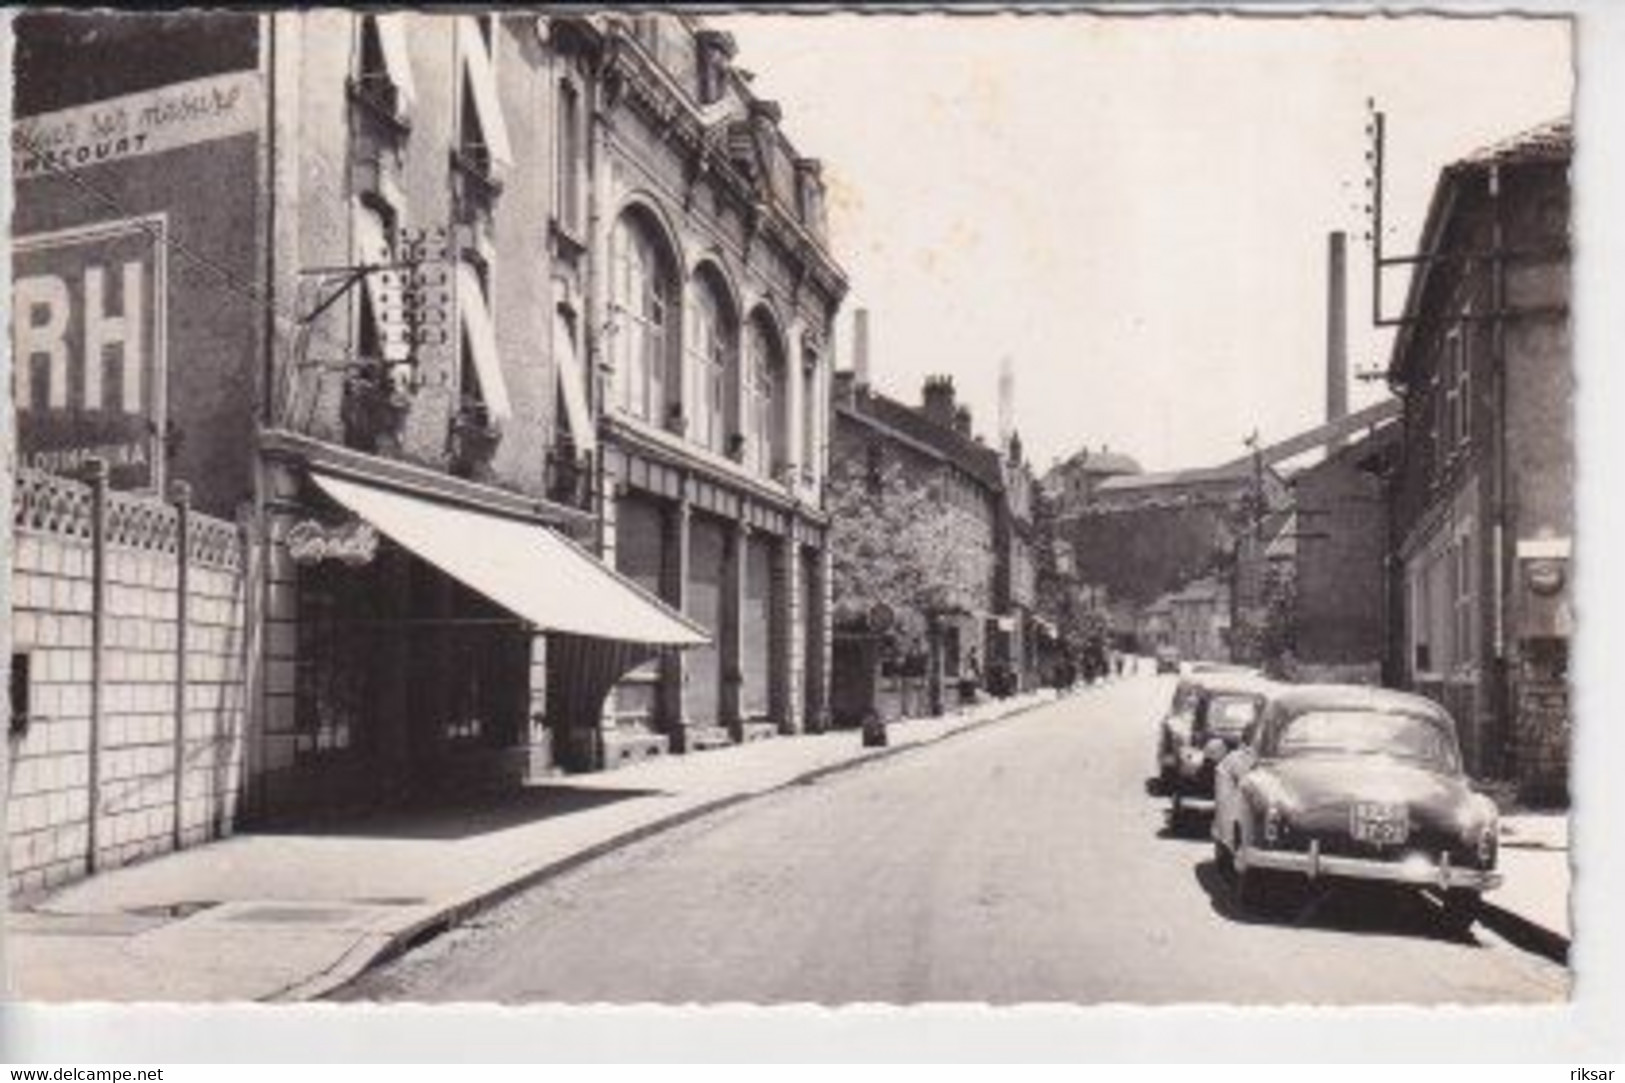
[3,689,1059,1003]
[1480,811,1571,958]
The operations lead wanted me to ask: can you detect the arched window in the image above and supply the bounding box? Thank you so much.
[609,212,675,424]
[744,311,787,477]
[685,269,736,454]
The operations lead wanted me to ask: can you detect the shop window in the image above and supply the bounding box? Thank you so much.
[351,13,416,128]
[10,653,31,737]
[295,563,378,757]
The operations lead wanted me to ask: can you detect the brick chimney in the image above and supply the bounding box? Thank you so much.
[953,405,973,438]
[921,375,957,429]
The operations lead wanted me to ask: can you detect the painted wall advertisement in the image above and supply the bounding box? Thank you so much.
[12,216,168,491]
[9,70,261,494]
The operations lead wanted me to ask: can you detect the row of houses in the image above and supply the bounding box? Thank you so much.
[6,10,855,896]
[1039,118,1574,803]
[826,364,1045,725]
[5,9,1062,899]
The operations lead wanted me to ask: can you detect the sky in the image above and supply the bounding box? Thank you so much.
[712,10,1574,475]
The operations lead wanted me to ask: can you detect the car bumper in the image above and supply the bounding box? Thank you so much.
[1241,841,1503,892]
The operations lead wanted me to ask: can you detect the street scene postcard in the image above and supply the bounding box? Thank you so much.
[2,4,1587,1020]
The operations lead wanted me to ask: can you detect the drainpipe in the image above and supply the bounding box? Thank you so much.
[1489,165,1511,780]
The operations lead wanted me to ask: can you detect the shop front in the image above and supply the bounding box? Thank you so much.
[600,426,828,762]
[249,435,707,820]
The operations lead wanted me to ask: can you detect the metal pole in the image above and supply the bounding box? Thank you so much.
[86,458,109,875]
[1371,111,1386,328]
[170,480,192,852]
[1327,231,1349,433]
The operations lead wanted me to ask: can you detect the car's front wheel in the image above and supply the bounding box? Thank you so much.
[1439,888,1482,935]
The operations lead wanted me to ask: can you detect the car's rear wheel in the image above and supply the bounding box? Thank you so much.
[1439,888,1482,935]
[1213,838,1234,879]
[1234,864,1272,911]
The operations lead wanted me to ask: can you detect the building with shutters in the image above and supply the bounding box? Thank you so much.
[8,11,722,835]
[1381,119,1573,801]
[827,371,1041,724]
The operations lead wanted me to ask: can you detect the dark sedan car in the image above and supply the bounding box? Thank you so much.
[1212,684,1501,932]
[1154,672,1275,816]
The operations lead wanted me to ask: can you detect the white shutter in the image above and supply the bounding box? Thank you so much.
[554,311,596,454]
[374,14,418,116]
[457,262,513,423]
[459,16,513,173]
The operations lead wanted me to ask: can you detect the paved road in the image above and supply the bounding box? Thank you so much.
[337,676,1567,1004]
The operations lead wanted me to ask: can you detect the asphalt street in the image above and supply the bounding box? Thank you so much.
[337,675,1568,1004]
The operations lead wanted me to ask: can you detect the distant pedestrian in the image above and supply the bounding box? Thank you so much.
[959,647,983,708]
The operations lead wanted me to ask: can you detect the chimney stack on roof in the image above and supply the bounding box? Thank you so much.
[922,375,957,429]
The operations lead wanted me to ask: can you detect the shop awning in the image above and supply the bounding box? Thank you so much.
[311,471,708,647]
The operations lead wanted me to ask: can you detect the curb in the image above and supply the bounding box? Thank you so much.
[1477,900,1570,966]
[280,691,1062,1002]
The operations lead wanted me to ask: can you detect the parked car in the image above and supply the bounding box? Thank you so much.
[1155,646,1181,674]
[1211,684,1502,932]
[1154,671,1276,815]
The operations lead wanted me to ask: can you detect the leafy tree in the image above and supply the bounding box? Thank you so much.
[826,455,993,650]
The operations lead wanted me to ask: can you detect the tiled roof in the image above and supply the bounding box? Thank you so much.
[1458,117,1572,169]
[847,387,1005,491]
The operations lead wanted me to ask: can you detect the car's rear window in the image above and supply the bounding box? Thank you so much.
[1276,710,1460,770]
[1207,694,1260,731]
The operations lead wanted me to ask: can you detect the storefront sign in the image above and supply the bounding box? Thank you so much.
[287,519,381,567]
[12,216,167,491]
[11,71,262,180]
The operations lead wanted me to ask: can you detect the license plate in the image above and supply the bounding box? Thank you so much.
[1350,803,1410,845]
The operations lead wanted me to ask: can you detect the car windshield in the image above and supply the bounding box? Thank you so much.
[1275,710,1460,770]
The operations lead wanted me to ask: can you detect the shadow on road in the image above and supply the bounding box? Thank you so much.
[1156,805,1212,841]
[250,783,672,841]
[1192,859,1484,947]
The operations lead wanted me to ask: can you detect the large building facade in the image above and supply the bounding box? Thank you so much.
[9,11,843,862]
[1384,120,1572,800]
[552,15,848,765]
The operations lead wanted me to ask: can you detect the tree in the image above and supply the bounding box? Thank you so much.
[826,455,992,649]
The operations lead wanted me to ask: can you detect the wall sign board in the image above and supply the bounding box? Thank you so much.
[12,215,168,492]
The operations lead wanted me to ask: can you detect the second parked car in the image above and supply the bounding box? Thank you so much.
[1155,671,1276,818]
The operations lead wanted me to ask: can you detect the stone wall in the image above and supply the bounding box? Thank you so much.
[7,468,247,898]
